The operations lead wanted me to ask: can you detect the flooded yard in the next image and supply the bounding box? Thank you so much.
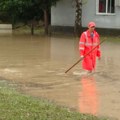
[0,34,120,119]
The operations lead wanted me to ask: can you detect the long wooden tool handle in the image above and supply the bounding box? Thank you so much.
[65,39,105,73]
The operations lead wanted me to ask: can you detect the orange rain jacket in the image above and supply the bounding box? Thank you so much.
[79,30,101,71]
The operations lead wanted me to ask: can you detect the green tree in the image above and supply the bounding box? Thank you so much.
[0,0,22,26]
[19,1,43,35]
[0,0,43,34]
[40,0,61,34]
[0,0,61,35]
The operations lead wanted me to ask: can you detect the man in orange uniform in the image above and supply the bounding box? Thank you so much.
[79,22,101,73]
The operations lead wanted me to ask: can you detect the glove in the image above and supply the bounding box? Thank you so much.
[81,55,84,59]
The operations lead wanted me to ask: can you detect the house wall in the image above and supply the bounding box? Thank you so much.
[51,0,75,26]
[51,0,120,29]
[82,0,120,29]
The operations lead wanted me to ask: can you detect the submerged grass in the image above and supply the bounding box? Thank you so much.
[101,35,120,43]
[0,81,109,120]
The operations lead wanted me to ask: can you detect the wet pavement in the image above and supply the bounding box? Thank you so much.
[0,34,120,119]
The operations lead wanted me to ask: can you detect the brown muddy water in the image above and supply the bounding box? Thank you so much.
[0,34,120,119]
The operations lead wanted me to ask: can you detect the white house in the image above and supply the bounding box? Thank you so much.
[51,0,120,31]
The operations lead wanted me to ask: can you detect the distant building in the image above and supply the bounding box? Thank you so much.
[51,0,120,33]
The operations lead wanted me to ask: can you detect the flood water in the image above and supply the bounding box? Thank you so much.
[0,34,120,119]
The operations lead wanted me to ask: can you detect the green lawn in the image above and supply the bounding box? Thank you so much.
[0,80,109,120]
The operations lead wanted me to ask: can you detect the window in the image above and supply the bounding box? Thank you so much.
[97,0,115,14]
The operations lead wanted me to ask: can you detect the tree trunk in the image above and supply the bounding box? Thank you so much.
[30,19,35,35]
[44,9,49,35]
[31,22,34,35]
[74,0,82,36]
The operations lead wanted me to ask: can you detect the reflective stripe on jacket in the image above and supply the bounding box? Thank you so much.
[79,30,101,71]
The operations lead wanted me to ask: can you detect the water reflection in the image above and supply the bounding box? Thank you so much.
[78,75,99,115]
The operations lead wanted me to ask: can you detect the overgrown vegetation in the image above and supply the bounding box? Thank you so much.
[0,0,60,35]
